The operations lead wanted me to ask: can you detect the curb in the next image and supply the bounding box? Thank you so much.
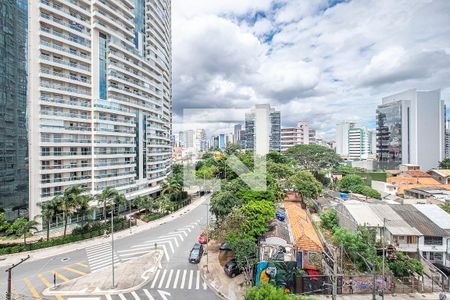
[0,194,209,267]
[43,250,163,296]
[199,265,231,300]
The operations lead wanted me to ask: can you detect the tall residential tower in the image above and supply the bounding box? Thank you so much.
[27,0,172,219]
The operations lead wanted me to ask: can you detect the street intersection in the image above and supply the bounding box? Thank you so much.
[0,196,219,300]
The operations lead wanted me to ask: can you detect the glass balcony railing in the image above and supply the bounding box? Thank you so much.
[40,54,90,71]
[40,40,90,60]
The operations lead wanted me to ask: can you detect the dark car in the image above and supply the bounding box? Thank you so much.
[224,259,242,278]
[219,242,232,251]
[189,243,203,264]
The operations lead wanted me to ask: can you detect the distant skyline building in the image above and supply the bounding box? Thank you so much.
[178,130,194,149]
[336,121,356,158]
[245,104,281,155]
[280,121,315,152]
[0,0,28,219]
[348,127,375,160]
[195,128,208,152]
[376,89,445,170]
[27,0,173,220]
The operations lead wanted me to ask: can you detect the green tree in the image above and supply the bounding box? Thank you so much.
[267,151,291,164]
[388,251,423,277]
[351,184,381,199]
[285,144,341,174]
[0,212,10,234]
[7,218,38,245]
[439,158,450,169]
[267,161,294,180]
[227,234,258,284]
[77,195,93,228]
[224,142,241,155]
[441,202,450,215]
[196,165,219,180]
[319,209,338,231]
[96,187,120,221]
[286,170,323,199]
[161,176,182,195]
[134,195,154,212]
[38,197,61,241]
[338,174,366,192]
[61,185,84,238]
[210,190,242,221]
[239,200,275,239]
[245,283,312,300]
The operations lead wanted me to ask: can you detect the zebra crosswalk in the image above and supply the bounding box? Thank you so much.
[149,269,207,290]
[86,242,120,272]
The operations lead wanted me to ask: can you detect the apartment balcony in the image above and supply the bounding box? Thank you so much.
[40,164,91,174]
[93,152,135,159]
[41,175,91,185]
[94,179,136,192]
[108,93,160,112]
[40,138,91,146]
[108,51,162,83]
[40,96,91,110]
[108,62,162,92]
[40,54,90,75]
[40,12,91,37]
[94,161,135,170]
[94,0,134,28]
[108,71,162,99]
[40,26,91,49]
[40,82,91,98]
[40,124,91,134]
[40,40,91,62]
[39,0,90,26]
[93,127,135,137]
[40,69,91,87]
[93,139,134,146]
[94,100,134,116]
[94,117,135,126]
[40,110,90,121]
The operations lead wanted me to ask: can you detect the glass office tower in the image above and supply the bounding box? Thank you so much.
[0,0,28,219]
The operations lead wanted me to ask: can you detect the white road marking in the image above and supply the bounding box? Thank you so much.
[158,269,168,289]
[188,270,194,290]
[203,279,207,290]
[173,269,180,289]
[196,270,200,290]
[68,298,100,300]
[180,269,187,289]
[118,294,127,300]
[106,295,112,300]
[131,291,140,300]
[150,269,161,289]
[143,289,154,300]
[165,269,173,289]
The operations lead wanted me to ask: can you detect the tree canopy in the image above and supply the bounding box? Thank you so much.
[439,158,450,169]
[286,170,323,199]
[285,144,341,173]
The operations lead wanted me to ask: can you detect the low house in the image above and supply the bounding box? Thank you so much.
[259,217,295,262]
[428,169,450,184]
[336,202,421,252]
[284,201,323,270]
[404,186,450,203]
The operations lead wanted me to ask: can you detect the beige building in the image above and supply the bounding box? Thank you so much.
[280,121,315,152]
[27,0,172,219]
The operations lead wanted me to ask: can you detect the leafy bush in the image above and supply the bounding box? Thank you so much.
[350,184,381,199]
[338,175,365,192]
[388,251,424,277]
[319,209,338,231]
[244,283,313,300]
[141,212,166,222]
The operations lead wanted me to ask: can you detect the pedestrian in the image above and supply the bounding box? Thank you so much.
[440,290,447,300]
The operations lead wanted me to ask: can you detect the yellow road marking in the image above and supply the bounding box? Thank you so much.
[52,270,69,282]
[38,274,64,300]
[63,266,86,276]
[75,262,88,268]
[23,277,41,300]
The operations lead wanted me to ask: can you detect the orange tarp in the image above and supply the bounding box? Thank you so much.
[284,201,323,252]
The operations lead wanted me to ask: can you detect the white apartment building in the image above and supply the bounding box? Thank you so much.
[194,128,207,153]
[376,89,445,170]
[348,127,376,160]
[336,121,355,158]
[28,0,172,219]
[280,121,315,152]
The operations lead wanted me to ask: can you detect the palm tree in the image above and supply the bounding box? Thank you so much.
[61,185,84,237]
[161,176,182,196]
[38,197,61,241]
[7,217,38,245]
[96,187,127,220]
[77,195,92,228]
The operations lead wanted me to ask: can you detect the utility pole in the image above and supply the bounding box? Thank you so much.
[206,202,209,273]
[111,204,115,288]
[382,218,387,300]
[332,249,337,300]
[5,255,30,300]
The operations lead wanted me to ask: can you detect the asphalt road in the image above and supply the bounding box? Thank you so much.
[0,195,220,300]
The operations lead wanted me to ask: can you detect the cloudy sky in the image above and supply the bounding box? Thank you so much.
[171,0,450,140]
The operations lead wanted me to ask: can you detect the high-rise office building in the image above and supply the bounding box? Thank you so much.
[28,0,172,219]
[245,104,281,155]
[195,128,207,152]
[233,124,242,144]
[336,121,355,158]
[0,0,28,219]
[376,89,445,170]
[280,121,315,152]
[178,130,194,148]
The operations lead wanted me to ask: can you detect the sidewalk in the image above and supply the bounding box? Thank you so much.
[43,249,163,296]
[314,292,447,299]
[0,194,209,267]
[199,240,247,300]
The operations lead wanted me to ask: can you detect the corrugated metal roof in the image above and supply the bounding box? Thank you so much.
[390,205,449,237]
[369,205,422,236]
[413,204,450,230]
[430,169,450,177]
[342,203,383,227]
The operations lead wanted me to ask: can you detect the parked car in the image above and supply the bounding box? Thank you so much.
[189,243,203,264]
[198,230,208,244]
[223,259,242,278]
[219,242,232,251]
